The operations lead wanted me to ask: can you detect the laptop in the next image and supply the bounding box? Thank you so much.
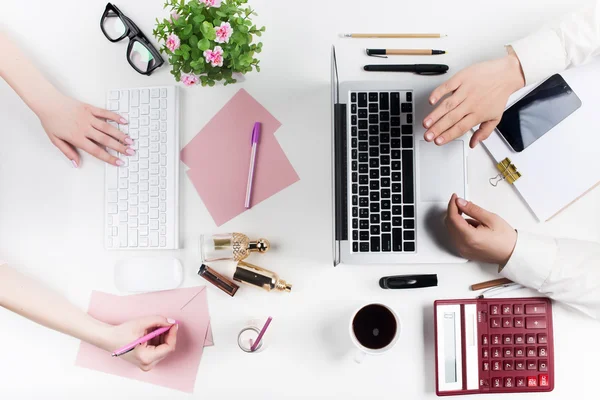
[331,46,468,265]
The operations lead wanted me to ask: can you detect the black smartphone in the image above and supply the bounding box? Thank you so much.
[496,74,582,152]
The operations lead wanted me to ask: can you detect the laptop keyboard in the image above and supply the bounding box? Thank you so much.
[349,91,416,253]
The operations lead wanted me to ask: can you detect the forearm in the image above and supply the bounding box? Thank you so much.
[0,264,112,351]
[0,32,63,118]
[500,232,600,320]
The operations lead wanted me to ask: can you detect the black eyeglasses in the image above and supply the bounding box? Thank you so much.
[100,3,164,75]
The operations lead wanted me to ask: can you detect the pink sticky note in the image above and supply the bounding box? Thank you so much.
[180,89,299,226]
[75,287,212,393]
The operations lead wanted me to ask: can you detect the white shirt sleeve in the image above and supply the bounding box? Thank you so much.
[509,0,600,85]
[500,231,600,320]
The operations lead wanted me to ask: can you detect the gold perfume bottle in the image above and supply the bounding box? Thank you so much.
[200,233,270,262]
[233,261,292,292]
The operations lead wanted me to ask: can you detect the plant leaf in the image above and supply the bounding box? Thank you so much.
[189,34,199,47]
[198,37,210,51]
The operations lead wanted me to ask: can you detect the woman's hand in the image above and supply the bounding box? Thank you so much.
[423,50,525,148]
[37,94,134,167]
[103,316,178,371]
[445,194,518,265]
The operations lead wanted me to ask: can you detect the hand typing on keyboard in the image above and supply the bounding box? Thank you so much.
[0,32,134,168]
[38,94,134,167]
[445,193,517,265]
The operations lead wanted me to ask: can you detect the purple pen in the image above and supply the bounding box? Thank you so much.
[244,122,261,208]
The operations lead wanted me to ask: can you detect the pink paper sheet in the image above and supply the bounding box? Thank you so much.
[75,287,212,393]
[180,89,299,226]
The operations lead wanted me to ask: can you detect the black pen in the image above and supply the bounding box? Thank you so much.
[364,64,449,75]
[379,274,438,289]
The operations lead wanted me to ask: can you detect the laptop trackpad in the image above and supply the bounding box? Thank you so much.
[419,141,465,202]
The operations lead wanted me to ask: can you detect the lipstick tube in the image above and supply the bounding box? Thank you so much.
[198,264,239,297]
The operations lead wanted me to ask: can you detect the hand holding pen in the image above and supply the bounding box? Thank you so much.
[106,316,178,371]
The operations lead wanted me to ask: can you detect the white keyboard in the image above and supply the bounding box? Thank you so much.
[104,86,179,250]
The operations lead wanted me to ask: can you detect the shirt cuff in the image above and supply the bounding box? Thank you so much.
[500,231,558,291]
[509,29,568,85]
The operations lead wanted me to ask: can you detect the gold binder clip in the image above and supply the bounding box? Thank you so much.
[489,157,522,187]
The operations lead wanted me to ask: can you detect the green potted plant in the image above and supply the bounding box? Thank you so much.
[153,0,265,87]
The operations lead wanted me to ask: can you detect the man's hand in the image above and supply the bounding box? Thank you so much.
[445,194,518,265]
[423,50,525,148]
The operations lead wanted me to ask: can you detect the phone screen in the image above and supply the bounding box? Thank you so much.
[496,74,582,152]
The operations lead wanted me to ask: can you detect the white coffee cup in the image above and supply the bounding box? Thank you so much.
[349,303,401,363]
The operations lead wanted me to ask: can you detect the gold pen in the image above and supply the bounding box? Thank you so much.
[343,33,447,39]
[366,49,446,57]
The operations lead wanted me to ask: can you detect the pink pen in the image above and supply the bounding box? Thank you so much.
[111,321,178,357]
[244,122,261,209]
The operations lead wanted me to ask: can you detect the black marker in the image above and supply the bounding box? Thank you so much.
[364,64,449,75]
[379,274,438,289]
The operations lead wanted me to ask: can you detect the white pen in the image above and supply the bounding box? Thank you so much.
[244,122,261,208]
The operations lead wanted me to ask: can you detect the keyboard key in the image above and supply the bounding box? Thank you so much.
[369,115,378,124]
[526,334,536,344]
[151,88,160,98]
[108,90,120,100]
[538,347,547,357]
[482,348,489,358]
[359,164,368,173]
[391,93,400,115]
[380,122,390,132]
[404,205,414,218]
[391,150,401,159]
[525,304,546,314]
[369,125,379,135]
[360,243,369,252]
[391,139,401,149]
[527,360,537,370]
[491,334,501,345]
[353,219,358,229]
[514,317,524,327]
[150,231,159,247]
[490,318,500,328]
[391,127,401,137]
[370,237,380,252]
[492,348,501,358]
[402,136,413,148]
[369,92,378,102]
[539,360,548,372]
[379,92,389,110]
[407,114,413,124]
[351,93,356,102]
[382,234,391,251]
[358,109,367,118]
[380,111,390,121]
[392,183,401,192]
[539,374,549,387]
[392,217,402,226]
[390,116,400,126]
[381,189,390,198]
[359,130,368,140]
[526,317,547,329]
[370,192,380,201]
[370,225,380,235]
[504,348,513,358]
[514,304,523,314]
[482,361,489,371]
[381,211,391,221]
[504,377,513,388]
[382,222,391,232]
[392,228,402,251]
[381,200,391,210]
[392,205,402,215]
[537,333,547,344]
[358,93,367,107]
[370,203,380,212]
[516,377,526,387]
[514,334,524,344]
[401,103,412,112]
[359,197,368,207]
[515,360,525,370]
[404,242,415,251]
[404,231,415,241]
[492,378,501,388]
[527,347,536,358]
[370,214,380,224]
[492,361,501,371]
[404,219,414,229]
[401,150,414,203]
[401,125,413,135]
[503,318,512,328]
[406,92,412,102]
[482,335,488,345]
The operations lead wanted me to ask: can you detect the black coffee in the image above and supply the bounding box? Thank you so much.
[352,304,397,350]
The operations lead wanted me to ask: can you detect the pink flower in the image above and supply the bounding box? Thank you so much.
[203,46,224,67]
[200,0,222,8]
[214,22,233,44]
[181,73,199,86]
[165,33,180,52]
[170,11,180,21]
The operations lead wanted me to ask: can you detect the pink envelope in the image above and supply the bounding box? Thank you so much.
[180,89,300,226]
[75,287,212,393]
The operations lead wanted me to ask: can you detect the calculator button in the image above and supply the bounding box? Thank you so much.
[482,348,489,358]
[516,377,526,387]
[491,334,501,345]
[526,334,536,344]
[515,347,525,357]
[490,318,501,328]
[504,377,514,388]
[515,334,524,344]
[525,304,546,314]
[504,348,513,358]
[526,317,546,329]
[515,360,525,370]
[538,347,547,357]
[493,378,502,388]
[493,361,501,371]
[482,335,489,345]
[502,304,512,315]
[482,361,489,371]
[490,305,500,315]
[514,317,524,328]
[527,347,536,357]
[539,360,548,372]
[502,318,512,328]
[538,333,548,344]
[480,379,489,388]
[527,360,537,370]
[527,377,538,387]
[492,348,501,358]
[539,374,549,387]
[504,361,514,371]
[503,335,512,345]
[514,304,524,315]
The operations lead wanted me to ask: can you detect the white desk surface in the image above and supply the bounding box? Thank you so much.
[1,0,599,398]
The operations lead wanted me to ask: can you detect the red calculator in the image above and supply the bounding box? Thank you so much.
[434,298,554,396]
